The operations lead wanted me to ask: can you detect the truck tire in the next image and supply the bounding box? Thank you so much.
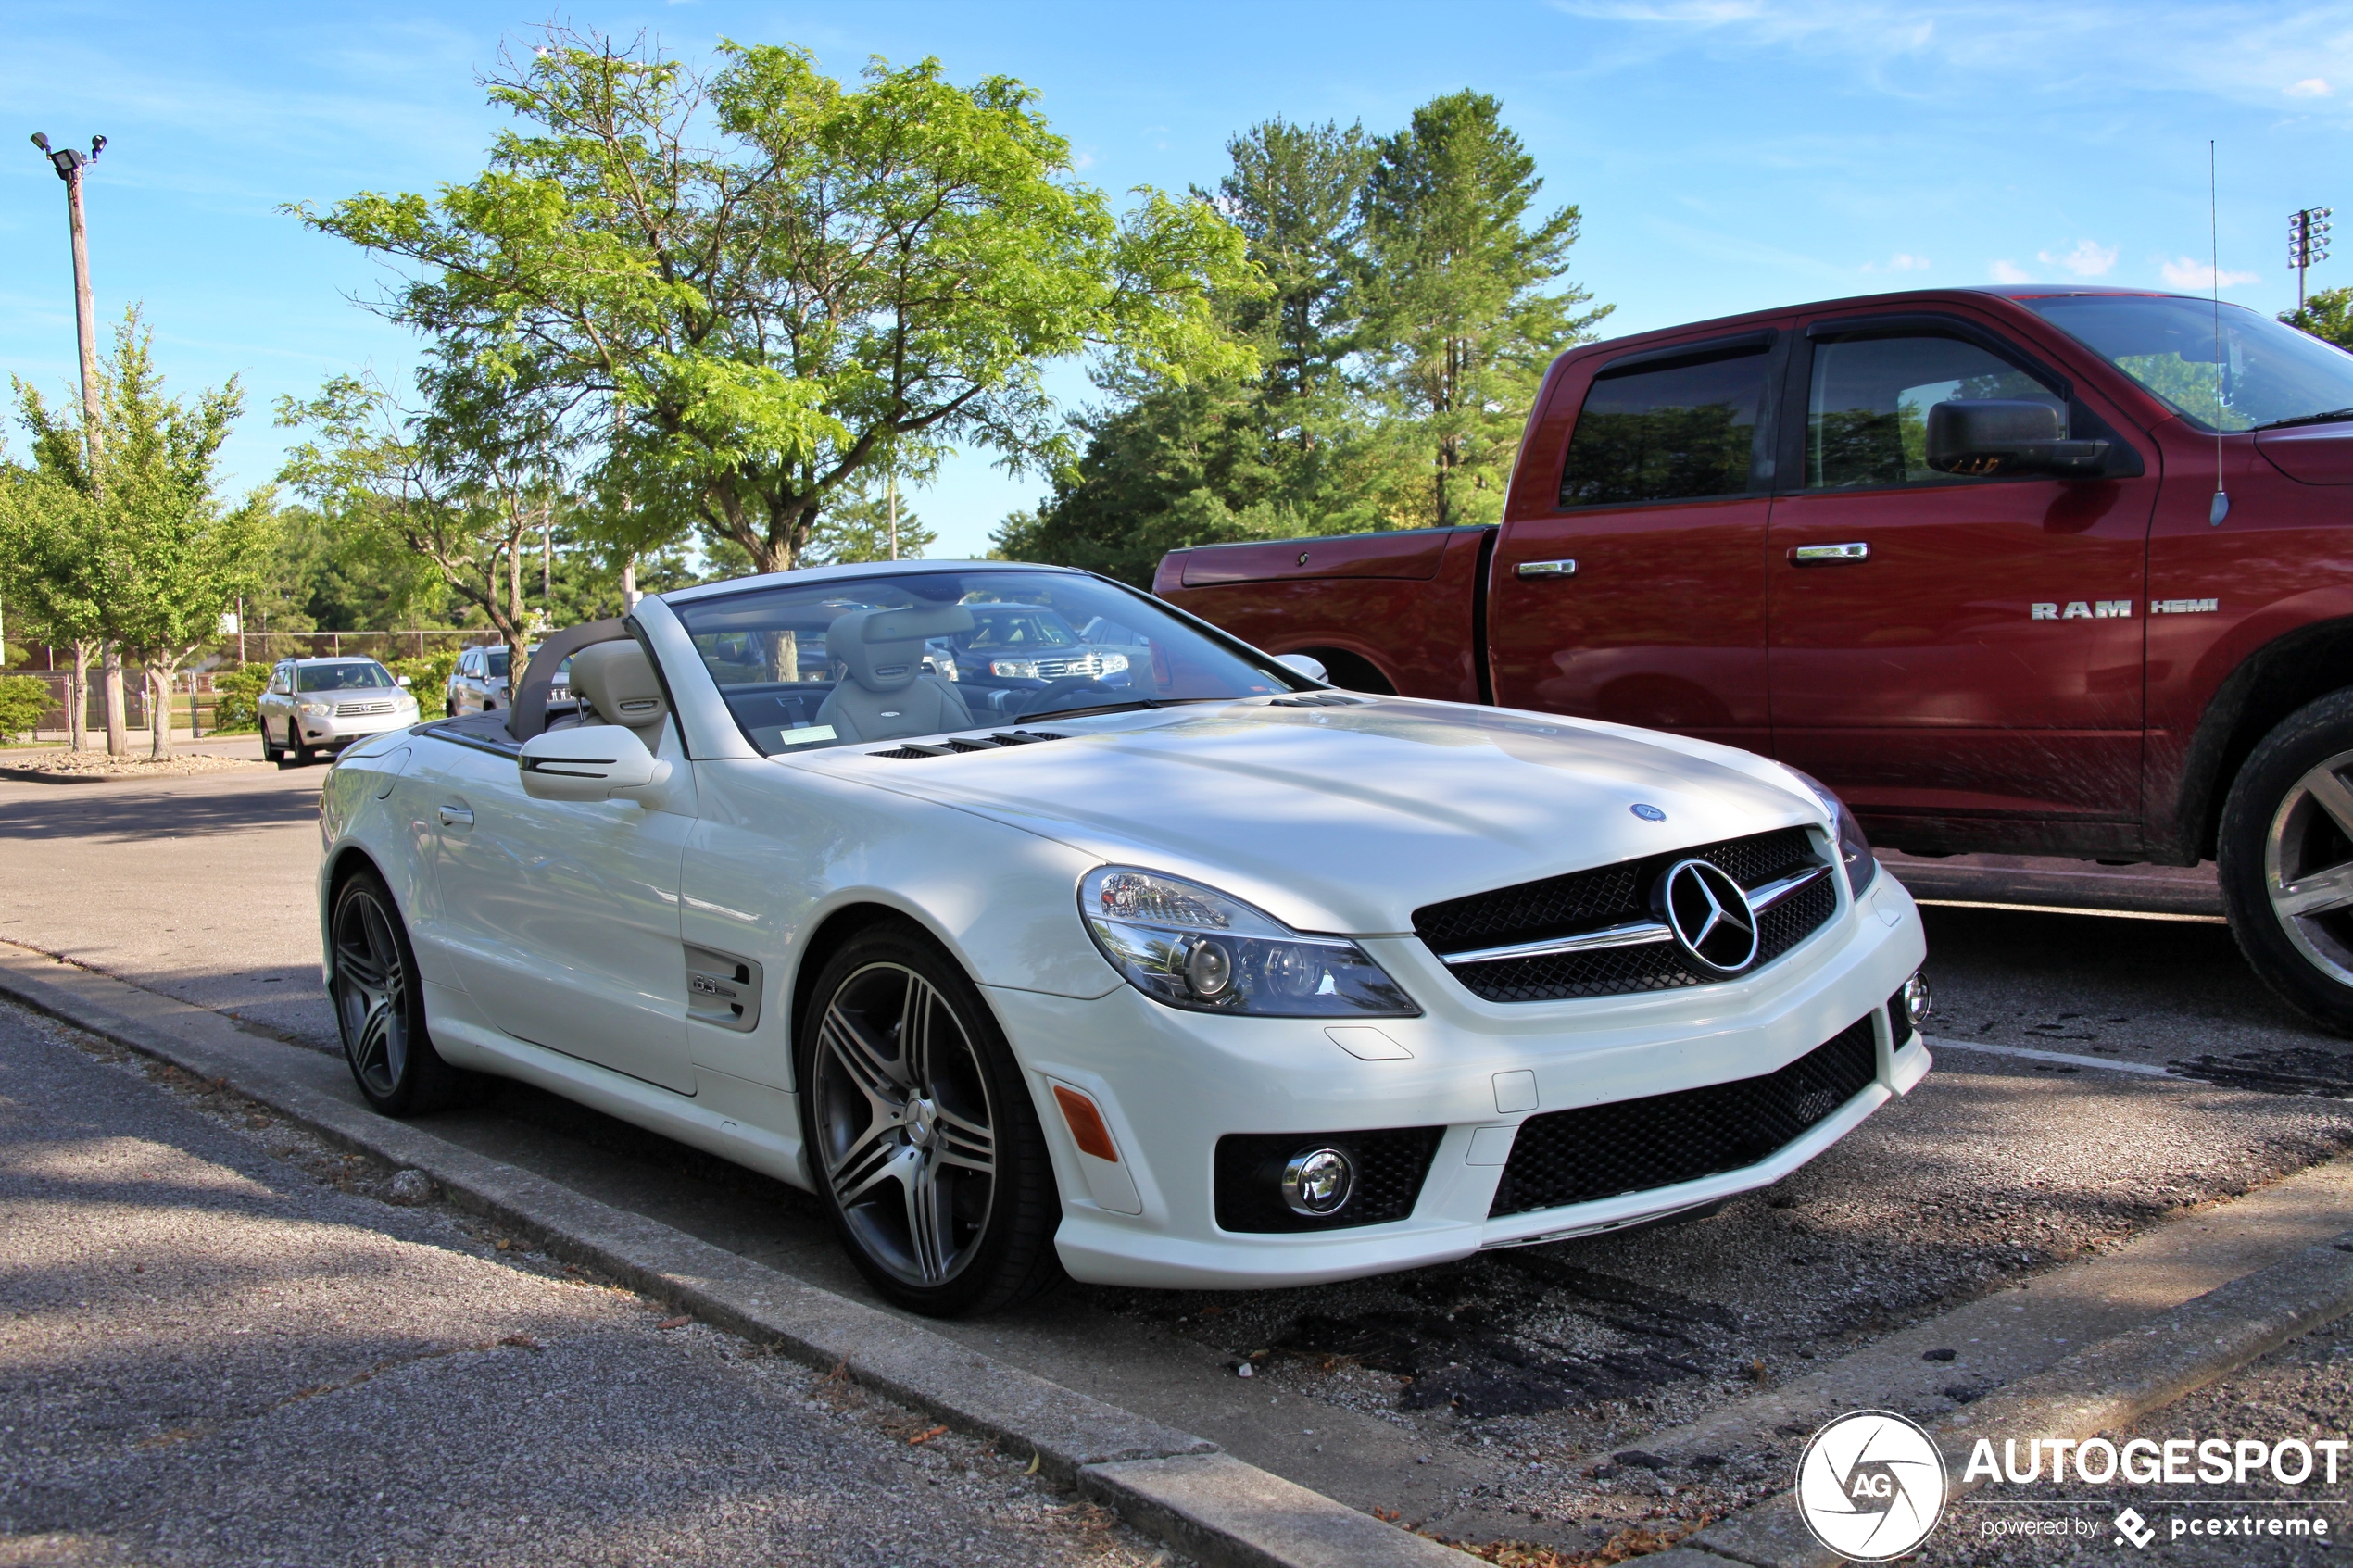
[2219,689,2353,1035]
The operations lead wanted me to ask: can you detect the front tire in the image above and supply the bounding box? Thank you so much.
[2220,690,2353,1035]
[330,871,466,1114]
[798,922,1062,1316]
[260,719,283,763]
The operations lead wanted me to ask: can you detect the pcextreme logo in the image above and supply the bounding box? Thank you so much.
[1794,1410,1949,1561]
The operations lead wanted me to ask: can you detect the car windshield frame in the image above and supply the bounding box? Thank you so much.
[2020,292,2353,434]
[669,567,1314,758]
[295,660,397,693]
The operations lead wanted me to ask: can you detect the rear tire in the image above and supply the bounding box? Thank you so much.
[797,922,1062,1316]
[329,870,467,1114]
[2219,689,2353,1035]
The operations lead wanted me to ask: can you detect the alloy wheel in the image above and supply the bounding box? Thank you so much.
[812,961,999,1287]
[332,885,410,1098]
[2264,746,2353,989]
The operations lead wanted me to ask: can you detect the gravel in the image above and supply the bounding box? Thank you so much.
[0,997,1185,1568]
[1928,1316,2353,1565]
[0,750,265,778]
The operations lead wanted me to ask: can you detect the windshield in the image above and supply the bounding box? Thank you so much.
[2021,294,2353,433]
[672,568,1302,755]
[296,661,395,693]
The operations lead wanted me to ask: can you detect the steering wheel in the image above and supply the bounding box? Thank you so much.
[1013,676,1114,717]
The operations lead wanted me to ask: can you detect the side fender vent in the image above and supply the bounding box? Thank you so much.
[872,730,1068,759]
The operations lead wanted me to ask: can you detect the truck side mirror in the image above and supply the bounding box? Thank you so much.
[1925,399,2111,479]
[1276,652,1330,684]
[518,723,671,803]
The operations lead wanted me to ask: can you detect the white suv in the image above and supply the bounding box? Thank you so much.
[258,658,419,766]
[445,644,570,717]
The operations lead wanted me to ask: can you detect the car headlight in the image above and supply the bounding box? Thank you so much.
[1098,652,1130,675]
[990,658,1040,679]
[1079,867,1419,1018]
[297,700,333,720]
[1784,767,1877,897]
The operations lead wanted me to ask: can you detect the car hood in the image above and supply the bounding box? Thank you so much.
[789,698,1822,935]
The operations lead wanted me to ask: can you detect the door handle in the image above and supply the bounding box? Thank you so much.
[437,804,474,829]
[1789,542,1869,565]
[1516,558,1578,579]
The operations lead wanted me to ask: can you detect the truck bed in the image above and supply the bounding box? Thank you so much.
[1153,526,1494,701]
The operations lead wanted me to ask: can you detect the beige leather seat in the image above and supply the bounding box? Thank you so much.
[816,606,975,743]
[568,639,672,749]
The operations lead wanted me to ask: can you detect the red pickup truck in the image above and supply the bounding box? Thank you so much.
[1155,285,2353,1032]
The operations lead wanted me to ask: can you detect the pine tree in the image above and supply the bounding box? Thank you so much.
[1359,91,1609,529]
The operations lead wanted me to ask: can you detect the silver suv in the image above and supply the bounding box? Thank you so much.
[444,644,571,717]
[258,658,419,766]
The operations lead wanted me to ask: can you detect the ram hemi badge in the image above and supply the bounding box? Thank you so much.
[2031,600,2133,620]
[2151,598,2221,614]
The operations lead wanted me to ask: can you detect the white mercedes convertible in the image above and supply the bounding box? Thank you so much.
[317,562,1930,1315]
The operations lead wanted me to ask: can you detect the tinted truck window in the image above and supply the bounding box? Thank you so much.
[1559,344,1771,508]
[1808,332,2058,489]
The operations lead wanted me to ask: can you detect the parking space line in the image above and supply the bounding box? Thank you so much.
[1925,1034,2196,1080]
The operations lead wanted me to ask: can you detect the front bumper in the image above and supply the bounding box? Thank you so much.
[992,871,1929,1291]
[296,709,418,747]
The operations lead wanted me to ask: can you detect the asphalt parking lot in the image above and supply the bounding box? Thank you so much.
[6,748,2353,1558]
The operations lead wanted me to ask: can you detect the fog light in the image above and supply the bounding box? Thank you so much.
[1902,972,1932,1035]
[1279,1147,1355,1216]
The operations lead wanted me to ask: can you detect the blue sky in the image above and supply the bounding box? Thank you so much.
[5,1,2351,561]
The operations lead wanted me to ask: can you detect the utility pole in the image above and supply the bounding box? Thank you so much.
[2292,207,2334,313]
[887,474,900,561]
[31,132,115,753]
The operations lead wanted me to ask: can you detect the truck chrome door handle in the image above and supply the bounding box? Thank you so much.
[1790,542,1869,565]
[436,804,474,829]
[1516,558,1578,579]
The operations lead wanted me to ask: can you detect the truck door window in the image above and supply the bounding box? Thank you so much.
[1559,344,1773,508]
[1807,332,2060,489]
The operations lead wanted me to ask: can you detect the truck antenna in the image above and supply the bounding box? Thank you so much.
[2210,140,2230,526]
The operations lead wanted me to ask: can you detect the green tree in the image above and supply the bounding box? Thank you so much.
[295,27,1253,583]
[1001,119,1389,582]
[0,394,107,748]
[2284,287,2353,349]
[278,361,569,689]
[802,475,938,566]
[1359,91,1609,528]
[1,312,273,757]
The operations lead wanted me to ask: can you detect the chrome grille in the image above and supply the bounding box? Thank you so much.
[1416,827,1836,1002]
[334,699,396,717]
[1027,654,1103,679]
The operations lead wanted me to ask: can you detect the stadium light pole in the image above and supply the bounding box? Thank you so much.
[30,132,105,463]
[2291,207,2334,314]
[31,132,114,752]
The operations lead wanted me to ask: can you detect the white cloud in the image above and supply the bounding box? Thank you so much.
[1989,259,2034,283]
[2289,77,2334,96]
[1860,252,1930,273]
[2159,257,2261,289]
[2039,240,2118,277]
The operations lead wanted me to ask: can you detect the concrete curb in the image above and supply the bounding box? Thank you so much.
[1675,1230,2353,1568]
[0,943,1466,1568]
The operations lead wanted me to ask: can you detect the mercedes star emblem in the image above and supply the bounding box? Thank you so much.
[1659,859,1760,972]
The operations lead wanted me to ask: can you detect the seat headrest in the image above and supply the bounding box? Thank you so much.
[569,640,669,738]
[828,606,974,694]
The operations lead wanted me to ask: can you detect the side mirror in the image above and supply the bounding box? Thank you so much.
[1276,652,1330,684]
[518,724,672,803]
[1925,400,2110,478]
[396,675,412,688]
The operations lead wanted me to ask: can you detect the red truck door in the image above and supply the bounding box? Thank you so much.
[1767,311,2156,845]
[1490,328,1786,750]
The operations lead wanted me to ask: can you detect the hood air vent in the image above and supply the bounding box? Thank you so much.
[871,730,1068,759]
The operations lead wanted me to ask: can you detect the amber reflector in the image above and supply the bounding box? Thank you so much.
[1052,1085,1119,1162]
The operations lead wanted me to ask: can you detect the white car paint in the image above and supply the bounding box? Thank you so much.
[318,561,1928,1293]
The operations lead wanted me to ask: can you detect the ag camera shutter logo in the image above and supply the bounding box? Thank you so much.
[1794,1410,1948,1561]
